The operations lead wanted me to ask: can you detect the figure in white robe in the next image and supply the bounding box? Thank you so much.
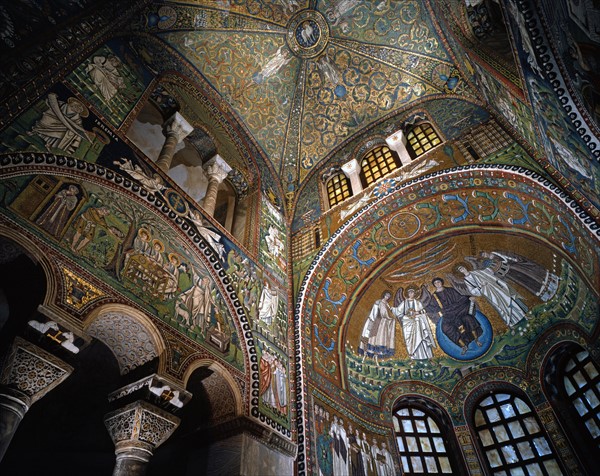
[330,417,349,476]
[396,287,436,360]
[86,55,125,103]
[258,281,279,326]
[372,441,394,476]
[28,93,91,154]
[187,209,225,261]
[359,291,400,361]
[457,265,528,328]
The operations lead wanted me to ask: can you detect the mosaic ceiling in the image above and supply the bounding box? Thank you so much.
[138,0,477,195]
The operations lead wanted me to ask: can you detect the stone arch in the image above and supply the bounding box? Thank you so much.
[83,303,166,375]
[183,358,244,422]
[0,224,56,309]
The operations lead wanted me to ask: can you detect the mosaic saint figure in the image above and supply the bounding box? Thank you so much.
[258,281,279,326]
[395,286,436,360]
[330,416,349,476]
[360,432,372,474]
[423,277,483,355]
[456,264,528,328]
[28,93,90,154]
[359,291,400,362]
[348,426,366,476]
[86,55,125,103]
[70,205,113,253]
[175,271,213,333]
[476,251,559,302]
[35,184,79,238]
[149,239,165,266]
[374,441,394,476]
[315,406,333,476]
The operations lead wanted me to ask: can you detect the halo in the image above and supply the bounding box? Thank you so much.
[168,253,181,265]
[152,239,165,252]
[67,97,89,118]
[404,286,421,299]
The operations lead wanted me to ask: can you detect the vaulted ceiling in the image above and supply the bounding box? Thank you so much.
[134,0,483,200]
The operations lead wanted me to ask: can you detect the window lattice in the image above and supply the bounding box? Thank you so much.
[406,123,441,158]
[291,227,321,262]
[360,146,398,187]
[563,350,600,447]
[326,172,352,207]
[474,393,563,476]
[393,407,454,474]
[458,120,512,162]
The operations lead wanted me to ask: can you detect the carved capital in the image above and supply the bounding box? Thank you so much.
[0,337,73,405]
[108,374,192,411]
[340,158,359,176]
[163,112,193,144]
[104,400,180,451]
[203,154,232,184]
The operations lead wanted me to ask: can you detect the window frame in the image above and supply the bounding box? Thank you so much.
[471,391,564,476]
[393,398,466,475]
[405,122,442,159]
[359,145,400,188]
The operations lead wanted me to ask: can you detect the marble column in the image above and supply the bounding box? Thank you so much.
[341,158,363,195]
[155,112,193,173]
[201,155,232,217]
[0,337,73,461]
[104,400,180,476]
[454,424,483,475]
[385,129,411,166]
[536,401,584,475]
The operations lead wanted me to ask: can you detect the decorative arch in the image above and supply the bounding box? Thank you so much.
[183,358,244,419]
[295,164,600,471]
[83,303,165,375]
[0,224,58,309]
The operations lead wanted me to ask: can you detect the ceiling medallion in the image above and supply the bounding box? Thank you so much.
[286,9,329,59]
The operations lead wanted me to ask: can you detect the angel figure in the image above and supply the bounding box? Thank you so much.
[456,260,528,328]
[114,158,165,194]
[187,209,225,260]
[394,286,436,360]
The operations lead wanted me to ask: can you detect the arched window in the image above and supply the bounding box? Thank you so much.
[393,400,465,474]
[360,145,399,187]
[326,172,352,208]
[473,392,564,475]
[543,343,600,473]
[563,348,600,446]
[406,123,441,159]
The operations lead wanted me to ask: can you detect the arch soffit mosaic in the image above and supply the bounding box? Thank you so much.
[83,303,166,375]
[182,358,244,417]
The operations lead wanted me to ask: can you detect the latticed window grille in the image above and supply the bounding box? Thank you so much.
[473,393,563,475]
[326,172,352,207]
[562,349,600,447]
[406,123,441,158]
[360,145,399,187]
[457,119,512,162]
[393,406,455,474]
